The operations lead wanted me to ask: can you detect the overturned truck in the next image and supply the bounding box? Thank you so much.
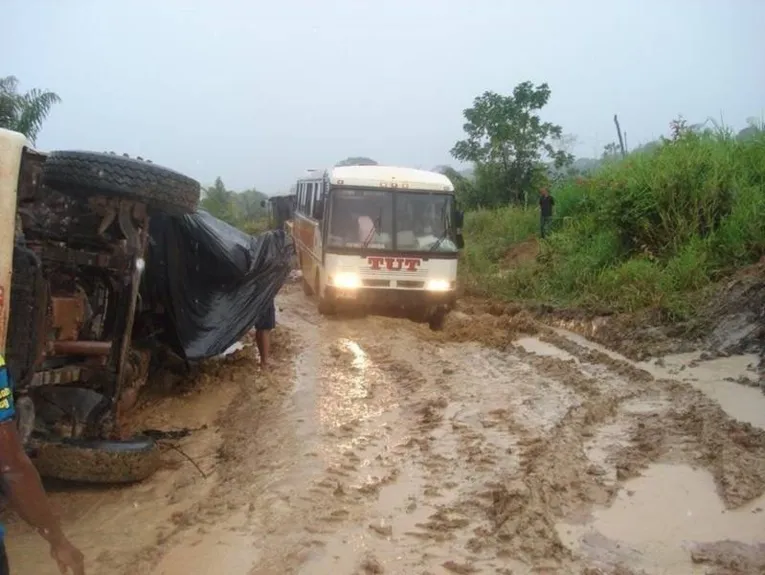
[0,128,292,483]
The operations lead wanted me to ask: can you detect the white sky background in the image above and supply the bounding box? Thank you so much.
[4,0,764,193]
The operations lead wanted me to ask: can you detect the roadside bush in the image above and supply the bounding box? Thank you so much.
[461,129,765,317]
[459,207,537,292]
[240,218,271,235]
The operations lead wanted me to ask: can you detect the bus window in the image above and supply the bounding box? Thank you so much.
[312,182,324,220]
[298,182,309,215]
[296,183,305,214]
[327,189,393,249]
[395,192,457,252]
[305,183,314,216]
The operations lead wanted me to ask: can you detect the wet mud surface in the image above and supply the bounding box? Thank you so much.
[472,262,765,377]
[4,282,765,574]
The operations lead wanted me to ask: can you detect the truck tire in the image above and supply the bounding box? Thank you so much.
[42,151,200,215]
[31,436,161,484]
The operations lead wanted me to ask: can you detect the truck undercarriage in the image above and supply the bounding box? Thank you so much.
[5,141,201,483]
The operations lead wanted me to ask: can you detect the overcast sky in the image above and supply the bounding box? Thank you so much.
[5,0,764,194]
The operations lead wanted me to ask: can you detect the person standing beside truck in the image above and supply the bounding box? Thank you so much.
[0,355,85,575]
[253,301,275,369]
[539,187,555,239]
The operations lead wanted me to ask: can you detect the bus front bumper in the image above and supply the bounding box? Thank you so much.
[324,286,457,311]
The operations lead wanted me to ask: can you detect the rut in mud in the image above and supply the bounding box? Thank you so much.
[4,282,765,575]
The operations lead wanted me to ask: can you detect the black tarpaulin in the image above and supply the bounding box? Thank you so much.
[147,210,293,361]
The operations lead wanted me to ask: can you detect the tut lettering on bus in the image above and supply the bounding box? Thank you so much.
[367,257,421,272]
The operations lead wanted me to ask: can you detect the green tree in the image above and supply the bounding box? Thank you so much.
[231,188,268,222]
[201,177,270,232]
[451,81,573,207]
[437,166,476,207]
[0,76,61,143]
[201,177,234,221]
[602,142,622,160]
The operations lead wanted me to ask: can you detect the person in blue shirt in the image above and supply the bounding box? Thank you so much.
[0,355,85,574]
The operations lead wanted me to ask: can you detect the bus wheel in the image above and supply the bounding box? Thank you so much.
[318,298,335,316]
[302,276,314,296]
[316,272,335,315]
[428,310,447,331]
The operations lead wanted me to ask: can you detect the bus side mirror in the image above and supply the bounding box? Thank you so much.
[456,234,465,250]
[455,210,464,228]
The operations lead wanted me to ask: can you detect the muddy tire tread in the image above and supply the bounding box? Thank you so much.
[42,151,200,215]
[32,437,161,484]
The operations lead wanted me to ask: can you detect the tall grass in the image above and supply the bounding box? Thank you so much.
[461,130,765,318]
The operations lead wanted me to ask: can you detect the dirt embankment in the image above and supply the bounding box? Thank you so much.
[462,262,765,384]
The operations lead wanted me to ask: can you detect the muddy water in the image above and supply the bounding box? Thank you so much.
[546,327,765,427]
[4,285,765,574]
[559,463,765,574]
[4,357,239,575]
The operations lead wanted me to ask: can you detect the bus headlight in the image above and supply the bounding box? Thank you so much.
[426,279,451,291]
[332,273,361,289]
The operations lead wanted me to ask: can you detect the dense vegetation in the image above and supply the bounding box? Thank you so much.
[428,80,765,318]
[457,123,765,318]
[200,177,269,233]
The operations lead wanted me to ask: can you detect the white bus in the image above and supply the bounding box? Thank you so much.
[290,165,464,329]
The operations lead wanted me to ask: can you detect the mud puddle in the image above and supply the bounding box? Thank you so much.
[548,327,765,429]
[3,349,244,575]
[640,351,765,429]
[559,463,765,574]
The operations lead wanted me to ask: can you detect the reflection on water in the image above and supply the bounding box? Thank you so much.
[344,339,371,399]
[317,338,397,431]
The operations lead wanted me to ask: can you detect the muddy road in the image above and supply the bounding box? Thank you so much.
[5,282,765,574]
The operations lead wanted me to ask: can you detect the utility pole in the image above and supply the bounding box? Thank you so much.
[613,114,626,157]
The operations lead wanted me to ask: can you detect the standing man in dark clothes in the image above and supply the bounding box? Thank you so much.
[0,355,85,575]
[254,300,275,369]
[539,187,555,239]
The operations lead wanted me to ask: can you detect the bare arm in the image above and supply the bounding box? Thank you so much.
[0,422,65,545]
[0,361,85,574]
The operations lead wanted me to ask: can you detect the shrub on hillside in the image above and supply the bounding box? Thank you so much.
[461,129,765,316]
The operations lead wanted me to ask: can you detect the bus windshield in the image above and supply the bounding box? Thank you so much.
[327,189,457,252]
[395,192,457,252]
[327,189,394,249]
